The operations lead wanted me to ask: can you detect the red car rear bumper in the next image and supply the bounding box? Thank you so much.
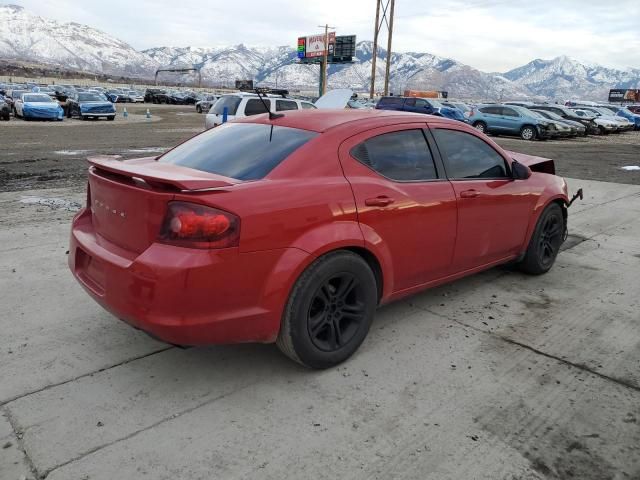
[69,210,307,345]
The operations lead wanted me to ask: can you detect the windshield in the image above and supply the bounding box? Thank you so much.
[541,111,563,121]
[211,96,242,115]
[529,111,547,119]
[78,93,104,102]
[159,123,317,180]
[23,94,55,103]
[427,99,444,108]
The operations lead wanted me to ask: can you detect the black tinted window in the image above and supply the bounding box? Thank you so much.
[378,97,404,106]
[211,96,241,115]
[480,106,500,115]
[433,129,508,179]
[244,99,270,116]
[159,123,317,181]
[351,129,438,181]
[276,100,298,111]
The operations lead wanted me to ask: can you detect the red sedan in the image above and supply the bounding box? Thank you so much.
[69,110,571,368]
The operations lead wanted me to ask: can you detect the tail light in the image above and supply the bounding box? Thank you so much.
[158,201,240,249]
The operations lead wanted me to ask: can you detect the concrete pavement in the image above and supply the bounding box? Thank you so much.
[1,179,639,480]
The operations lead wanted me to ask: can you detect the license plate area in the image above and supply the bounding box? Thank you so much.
[75,248,106,296]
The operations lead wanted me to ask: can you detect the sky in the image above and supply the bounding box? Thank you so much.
[9,0,640,72]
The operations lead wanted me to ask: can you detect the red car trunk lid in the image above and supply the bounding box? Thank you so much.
[87,156,238,253]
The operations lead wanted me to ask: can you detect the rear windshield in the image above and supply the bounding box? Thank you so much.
[211,96,242,115]
[158,123,318,180]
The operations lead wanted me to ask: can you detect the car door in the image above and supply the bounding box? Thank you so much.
[479,106,504,131]
[499,106,522,134]
[339,124,457,291]
[429,125,537,270]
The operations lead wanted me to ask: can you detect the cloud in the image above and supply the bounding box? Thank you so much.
[9,0,640,71]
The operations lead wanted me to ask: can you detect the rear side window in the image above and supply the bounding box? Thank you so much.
[501,107,519,117]
[158,123,317,181]
[479,106,501,115]
[244,99,270,116]
[351,129,438,181]
[276,100,298,111]
[433,129,508,179]
[211,96,241,115]
[378,97,404,107]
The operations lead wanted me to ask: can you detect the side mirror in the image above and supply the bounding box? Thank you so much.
[512,161,531,180]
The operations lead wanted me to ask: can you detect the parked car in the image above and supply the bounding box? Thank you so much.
[0,95,10,121]
[144,88,165,103]
[443,101,471,117]
[69,110,574,368]
[4,89,29,114]
[530,109,586,136]
[376,96,468,123]
[573,107,633,132]
[627,105,640,114]
[205,93,316,129]
[531,104,598,134]
[14,93,64,120]
[127,91,145,103]
[66,92,116,120]
[468,104,556,140]
[615,108,640,130]
[528,110,575,138]
[196,95,218,113]
[571,109,618,134]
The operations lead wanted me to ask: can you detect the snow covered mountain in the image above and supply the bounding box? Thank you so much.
[0,4,157,77]
[504,55,640,100]
[1,4,638,100]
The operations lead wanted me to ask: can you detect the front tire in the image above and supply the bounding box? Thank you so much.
[277,251,377,369]
[520,125,537,141]
[518,203,565,275]
[473,121,487,133]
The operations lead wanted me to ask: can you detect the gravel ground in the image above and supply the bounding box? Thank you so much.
[1,104,639,192]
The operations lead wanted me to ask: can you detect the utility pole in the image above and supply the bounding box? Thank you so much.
[318,24,335,96]
[370,0,396,98]
[369,1,381,100]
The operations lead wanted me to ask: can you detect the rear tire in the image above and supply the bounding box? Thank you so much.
[518,203,565,275]
[520,125,537,141]
[277,251,377,369]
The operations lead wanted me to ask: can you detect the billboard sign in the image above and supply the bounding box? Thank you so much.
[609,89,639,103]
[298,32,336,58]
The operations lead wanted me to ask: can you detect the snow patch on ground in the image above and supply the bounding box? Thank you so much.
[621,166,640,171]
[123,147,170,154]
[54,150,91,156]
[20,196,82,211]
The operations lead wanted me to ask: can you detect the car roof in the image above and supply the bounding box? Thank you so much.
[234,109,461,133]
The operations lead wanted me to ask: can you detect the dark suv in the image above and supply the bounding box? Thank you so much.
[375,96,467,123]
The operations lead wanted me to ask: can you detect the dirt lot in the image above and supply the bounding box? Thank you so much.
[1,106,639,480]
[1,104,639,192]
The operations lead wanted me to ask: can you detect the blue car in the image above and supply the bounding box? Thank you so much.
[616,108,640,130]
[468,104,555,140]
[66,92,116,120]
[375,96,468,123]
[14,93,64,121]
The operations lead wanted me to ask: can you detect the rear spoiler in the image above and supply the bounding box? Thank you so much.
[507,151,555,175]
[87,155,238,192]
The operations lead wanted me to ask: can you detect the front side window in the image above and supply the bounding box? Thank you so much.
[158,123,317,181]
[433,129,508,179]
[351,129,438,181]
[301,102,316,109]
[276,100,298,111]
[244,98,271,116]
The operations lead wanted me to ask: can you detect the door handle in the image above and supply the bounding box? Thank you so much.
[365,196,395,207]
[460,189,479,198]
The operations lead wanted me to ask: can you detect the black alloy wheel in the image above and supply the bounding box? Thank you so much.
[518,203,565,275]
[307,273,366,352]
[277,251,377,369]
